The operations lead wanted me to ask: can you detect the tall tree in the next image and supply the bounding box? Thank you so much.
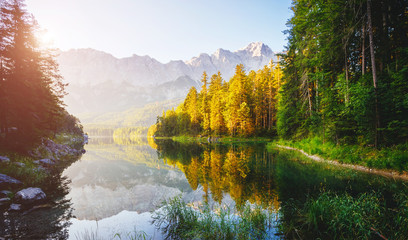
[0,0,66,151]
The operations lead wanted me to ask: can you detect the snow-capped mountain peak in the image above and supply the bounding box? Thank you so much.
[237,42,273,57]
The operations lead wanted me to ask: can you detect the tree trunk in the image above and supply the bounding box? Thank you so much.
[367,0,380,148]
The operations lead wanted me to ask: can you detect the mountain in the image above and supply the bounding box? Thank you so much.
[58,42,277,125]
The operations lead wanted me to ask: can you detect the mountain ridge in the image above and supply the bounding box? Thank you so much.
[58,42,277,120]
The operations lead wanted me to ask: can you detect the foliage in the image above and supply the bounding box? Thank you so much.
[274,137,408,172]
[152,196,274,240]
[151,63,282,138]
[280,190,408,239]
[277,0,408,147]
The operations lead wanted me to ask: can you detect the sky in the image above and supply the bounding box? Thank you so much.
[26,0,293,63]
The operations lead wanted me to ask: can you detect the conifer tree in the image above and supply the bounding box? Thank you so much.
[0,0,66,151]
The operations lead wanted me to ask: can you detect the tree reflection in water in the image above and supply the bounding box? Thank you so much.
[0,174,73,239]
[155,140,280,211]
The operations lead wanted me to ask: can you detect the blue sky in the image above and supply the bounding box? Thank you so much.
[26,0,293,63]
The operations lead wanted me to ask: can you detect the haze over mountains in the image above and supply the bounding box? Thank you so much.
[58,42,277,126]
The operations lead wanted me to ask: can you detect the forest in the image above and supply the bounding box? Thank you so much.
[151,0,408,149]
[150,63,283,138]
[0,0,81,152]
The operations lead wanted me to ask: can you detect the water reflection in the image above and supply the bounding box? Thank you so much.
[155,140,280,210]
[0,174,73,239]
[154,139,406,212]
[64,137,192,221]
[4,135,402,239]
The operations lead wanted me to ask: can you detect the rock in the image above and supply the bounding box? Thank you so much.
[15,187,46,205]
[9,203,22,211]
[0,156,10,163]
[83,134,89,144]
[0,190,12,198]
[0,174,22,188]
[14,162,26,167]
[34,158,55,166]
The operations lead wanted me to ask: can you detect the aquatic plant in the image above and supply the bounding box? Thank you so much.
[152,196,276,240]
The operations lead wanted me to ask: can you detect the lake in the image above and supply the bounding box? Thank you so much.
[1,136,406,239]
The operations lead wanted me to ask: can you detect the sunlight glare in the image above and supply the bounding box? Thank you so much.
[37,29,55,49]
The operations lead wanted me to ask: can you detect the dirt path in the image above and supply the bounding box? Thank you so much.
[276,144,408,181]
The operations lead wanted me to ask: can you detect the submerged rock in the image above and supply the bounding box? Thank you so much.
[15,187,46,205]
[0,174,22,188]
[0,156,10,163]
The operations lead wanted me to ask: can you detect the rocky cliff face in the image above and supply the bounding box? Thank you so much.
[58,42,277,115]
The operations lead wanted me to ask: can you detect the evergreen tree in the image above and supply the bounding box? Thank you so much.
[0,0,67,151]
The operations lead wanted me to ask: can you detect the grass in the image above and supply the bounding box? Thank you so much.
[0,153,48,188]
[280,190,408,239]
[271,137,408,173]
[75,228,152,240]
[0,132,85,189]
[152,196,276,240]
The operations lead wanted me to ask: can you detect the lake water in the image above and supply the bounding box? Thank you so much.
[1,136,406,239]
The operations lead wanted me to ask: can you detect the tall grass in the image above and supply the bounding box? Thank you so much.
[280,190,408,239]
[152,196,276,240]
[75,228,152,240]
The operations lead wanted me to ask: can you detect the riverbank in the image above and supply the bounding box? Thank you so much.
[155,135,408,179]
[0,132,87,212]
[271,138,408,180]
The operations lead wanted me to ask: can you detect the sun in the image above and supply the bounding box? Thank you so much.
[37,29,56,49]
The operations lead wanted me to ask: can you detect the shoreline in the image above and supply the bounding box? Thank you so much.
[153,136,408,181]
[0,133,87,212]
[275,144,408,181]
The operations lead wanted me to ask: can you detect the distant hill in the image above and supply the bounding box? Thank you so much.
[58,42,277,126]
[80,98,182,128]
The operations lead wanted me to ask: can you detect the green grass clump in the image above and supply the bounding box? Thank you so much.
[0,153,47,187]
[152,196,275,240]
[280,190,408,239]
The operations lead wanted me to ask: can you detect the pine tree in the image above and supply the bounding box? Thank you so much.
[0,0,66,151]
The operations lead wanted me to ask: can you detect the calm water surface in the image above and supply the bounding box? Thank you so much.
[1,136,406,239]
